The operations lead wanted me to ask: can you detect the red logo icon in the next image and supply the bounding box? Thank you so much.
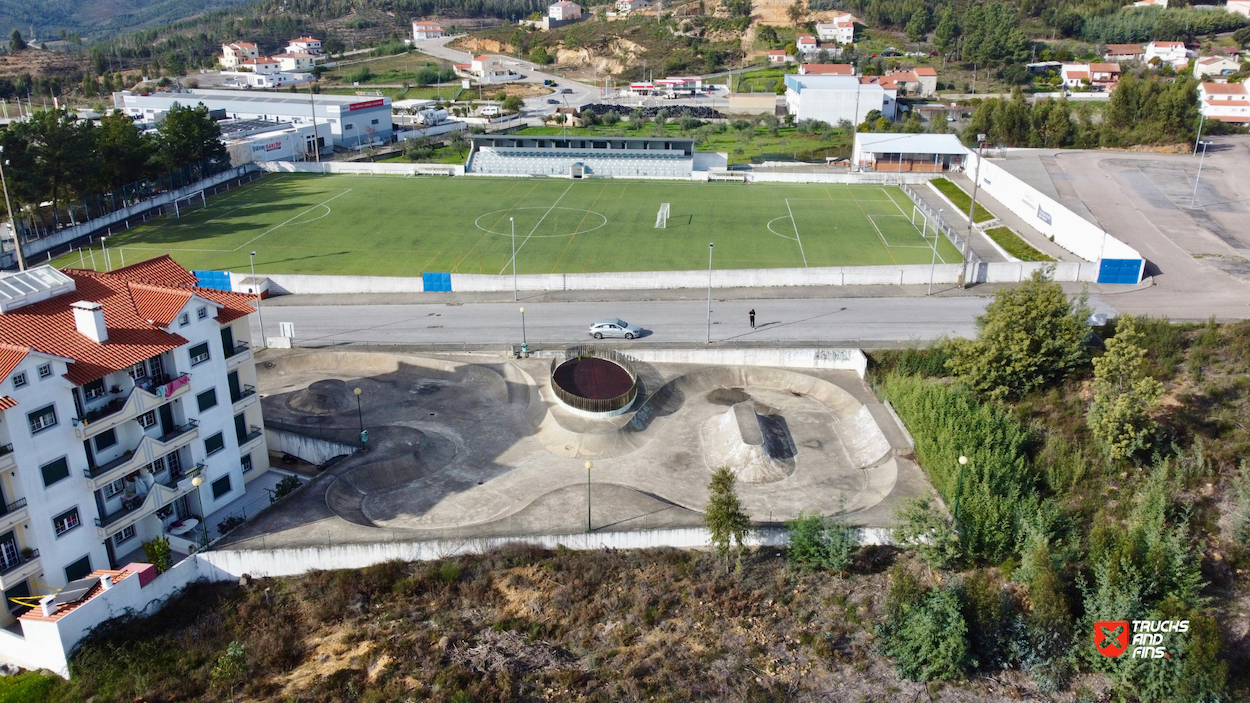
[1095,621,1130,658]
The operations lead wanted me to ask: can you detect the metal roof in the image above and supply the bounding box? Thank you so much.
[853,133,967,154]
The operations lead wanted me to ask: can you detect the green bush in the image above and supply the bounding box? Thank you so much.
[890,497,962,569]
[984,226,1054,262]
[347,66,373,83]
[269,475,302,504]
[1089,316,1164,461]
[142,536,172,573]
[786,511,857,573]
[877,569,972,681]
[882,375,1039,563]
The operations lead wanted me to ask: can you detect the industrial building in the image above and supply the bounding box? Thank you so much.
[112,89,392,150]
[784,74,895,125]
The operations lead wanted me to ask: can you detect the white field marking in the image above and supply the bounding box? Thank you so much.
[882,187,949,263]
[867,215,935,249]
[498,183,575,275]
[784,198,809,267]
[233,189,353,251]
[474,207,607,238]
[766,216,799,240]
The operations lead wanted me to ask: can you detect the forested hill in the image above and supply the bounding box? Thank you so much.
[0,0,255,41]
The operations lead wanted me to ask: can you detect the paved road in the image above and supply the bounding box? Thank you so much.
[251,296,1002,347]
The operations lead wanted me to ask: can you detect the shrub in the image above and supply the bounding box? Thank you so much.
[786,511,857,573]
[704,468,751,571]
[1088,316,1164,461]
[142,536,172,573]
[877,569,972,681]
[891,497,962,569]
[269,475,302,504]
[217,515,246,535]
[209,640,246,694]
[347,66,373,83]
[946,269,1090,401]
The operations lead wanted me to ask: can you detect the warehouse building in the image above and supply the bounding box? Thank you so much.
[783,74,895,126]
[851,133,967,172]
[112,89,392,150]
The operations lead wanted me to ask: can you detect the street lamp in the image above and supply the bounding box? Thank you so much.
[585,460,593,533]
[962,136,986,288]
[519,306,528,355]
[706,242,714,344]
[0,146,26,271]
[511,217,517,301]
[249,251,266,347]
[353,387,367,448]
[191,474,208,549]
[952,455,968,527]
[1190,140,1212,208]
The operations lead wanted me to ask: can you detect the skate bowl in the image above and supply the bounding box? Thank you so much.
[549,347,638,417]
[701,401,796,483]
[286,378,355,415]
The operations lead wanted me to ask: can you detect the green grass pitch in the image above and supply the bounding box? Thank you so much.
[52,174,963,277]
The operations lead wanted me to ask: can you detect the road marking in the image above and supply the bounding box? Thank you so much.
[784,198,809,267]
[499,182,575,275]
[233,189,353,251]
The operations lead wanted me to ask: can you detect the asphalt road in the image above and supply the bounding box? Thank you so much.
[250,296,999,347]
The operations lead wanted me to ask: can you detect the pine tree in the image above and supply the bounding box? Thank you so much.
[704,468,751,572]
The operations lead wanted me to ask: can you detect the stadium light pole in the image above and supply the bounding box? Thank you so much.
[510,217,519,301]
[519,306,527,351]
[249,251,266,347]
[1193,113,1206,156]
[1190,140,1211,208]
[928,208,943,296]
[0,146,25,271]
[952,455,968,528]
[962,136,986,289]
[706,243,714,345]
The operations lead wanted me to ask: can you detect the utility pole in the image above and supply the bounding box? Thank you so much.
[1193,113,1206,156]
[0,146,26,271]
[308,84,321,162]
[1190,140,1211,208]
[706,242,714,344]
[962,136,985,288]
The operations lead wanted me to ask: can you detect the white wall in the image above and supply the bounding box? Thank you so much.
[258,161,464,176]
[543,347,869,376]
[229,270,426,294]
[265,429,355,465]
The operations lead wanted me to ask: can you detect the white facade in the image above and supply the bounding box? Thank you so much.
[286,37,323,55]
[1145,41,1188,65]
[222,71,314,88]
[238,58,281,75]
[1228,0,1250,17]
[615,0,649,11]
[412,21,445,40]
[549,0,582,20]
[1193,56,1242,79]
[226,123,321,164]
[273,53,316,72]
[0,264,269,629]
[785,74,890,124]
[219,43,258,69]
[815,14,855,44]
[1199,82,1250,124]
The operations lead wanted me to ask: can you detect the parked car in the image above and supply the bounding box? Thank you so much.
[588,318,642,339]
[547,98,560,104]
[560,88,573,94]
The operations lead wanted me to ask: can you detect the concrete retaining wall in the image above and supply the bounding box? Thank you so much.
[231,270,426,294]
[612,347,868,377]
[258,161,464,176]
[747,171,938,185]
[265,428,355,465]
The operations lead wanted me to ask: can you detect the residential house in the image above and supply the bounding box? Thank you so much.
[796,34,818,55]
[785,74,895,124]
[1104,44,1145,62]
[548,0,582,21]
[0,259,269,629]
[285,37,323,56]
[272,53,317,72]
[799,63,856,76]
[237,58,281,75]
[768,50,789,64]
[883,67,937,97]
[219,43,259,69]
[1145,41,1189,67]
[412,21,445,40]
[1199,82,1250,124]
[614,0,649,11]
[1132,0,1167,7]
[1088,63,1122,90]
[815,13,856,44]
[1061,64,1091,89]
[1193,56,1242,79]
[460,55,518,82]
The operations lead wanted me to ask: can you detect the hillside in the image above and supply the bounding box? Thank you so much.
[0,0,254,41]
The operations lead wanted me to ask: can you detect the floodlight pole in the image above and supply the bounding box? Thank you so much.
[706,242,714,344]
[1190,140,1210,208]
[0,147,25,271]
[928,208,943,295]
[511,217,517,301]
[962,137,985,289]
[250,251,266,346]
[1193,113,1206,156]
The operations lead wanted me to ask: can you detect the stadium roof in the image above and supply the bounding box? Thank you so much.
[853,133,967,155]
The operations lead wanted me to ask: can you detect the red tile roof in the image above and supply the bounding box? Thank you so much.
[109,255,200,288]
[800,63,854,75]
[19,569,131,623]
[0,396,15,410]
[0,343,28,380]
[1202,82,1248,95]
[0,259,256,386]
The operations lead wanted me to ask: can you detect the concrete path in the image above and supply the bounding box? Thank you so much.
[941,173,1078,263]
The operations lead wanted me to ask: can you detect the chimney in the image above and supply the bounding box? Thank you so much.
[100,574,114,591]
[71,301,108,343]
[40,595,58,617]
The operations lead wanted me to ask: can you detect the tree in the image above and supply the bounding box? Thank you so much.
[787,511,857,573]
[210,640,246,697]
[11,109,96,223]
[93,110,153,193]
[960,4,1029,68]
[704,468,751,571]
[946,269,1090,401]
[934,6,959,61]
[905,9,930,44]
[788,0,805,28]
[449,132,468,157]
[155,102,226,170]
[142,536,173,573]
[501,95,524,113]
[529,46,552,64]
[9,30,25,52]
[1088,316,1164,460]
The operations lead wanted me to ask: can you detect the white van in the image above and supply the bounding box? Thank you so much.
[480,106,501,117]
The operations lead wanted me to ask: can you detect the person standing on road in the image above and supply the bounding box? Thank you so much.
[749,309,756,329]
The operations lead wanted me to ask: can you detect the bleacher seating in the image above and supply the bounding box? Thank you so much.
[466,146,694,179]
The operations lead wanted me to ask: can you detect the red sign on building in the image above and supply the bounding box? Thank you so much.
[348,99,384,111]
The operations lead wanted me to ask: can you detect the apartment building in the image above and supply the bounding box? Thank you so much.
[1199,82,1250,124]
[0,258,268,627]
[219,42,259,69]
[815,13,856,44]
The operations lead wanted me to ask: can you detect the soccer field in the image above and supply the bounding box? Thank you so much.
[53,174,963,277]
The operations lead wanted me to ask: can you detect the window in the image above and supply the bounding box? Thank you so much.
[11,373,26,389]
[41,457,70,487]
[241,453,253,473]
[63,555,91,581]
[83,378,107,400]
[179,313,190,326]
[189,342,210,366]
[128,362,148,380]
[211,475,232,499]
[53,508,81,537]
[371,118,379,125]
[197,306,208,319]
[205,432,225,456]
[197,388,218,412]
[104,477,126,498]
[112,525,135,546]
[94,429,118,452]
[138,410,157,429]
[37,364,52,379]
[28,404,57,434]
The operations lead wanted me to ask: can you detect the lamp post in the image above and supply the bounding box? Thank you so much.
[585,460,593,533]
[0,146,26,271]
[928,207,943,296]
[962,136,986,288]
[511,217,517,301]
[519,306,528,354]
[249,251,266,346]
[190,474,208,549]
[1190,140,1211,208]
[1193,113,1206,156]
[353,387,366,448]
[952,455,968,527]
[706,242,714,345]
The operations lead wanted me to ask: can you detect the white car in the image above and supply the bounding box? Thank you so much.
[588,318,642,339]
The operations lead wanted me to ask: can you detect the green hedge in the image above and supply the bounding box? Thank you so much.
[882,374,1038,562]
[985,226,1054,262]
[931,178,994,224]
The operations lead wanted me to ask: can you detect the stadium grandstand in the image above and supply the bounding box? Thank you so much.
[465,135,696,179]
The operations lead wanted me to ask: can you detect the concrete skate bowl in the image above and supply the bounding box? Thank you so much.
[701,400,796,483]
[549,347,638,417]
[286,378,355,415]
[324,426,458,526]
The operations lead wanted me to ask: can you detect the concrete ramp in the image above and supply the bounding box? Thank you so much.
[839,404,893,467]
[700,402,795,483]
[287,379,354,415]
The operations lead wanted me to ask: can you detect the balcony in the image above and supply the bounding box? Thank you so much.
[231,384,258,412]
[0,498,28,534]
[84,421,199,491]
[156,420,199,445]
[238,425,264,449]
[0,547,40,591]
[0,444,13,471]
[94,465,202,538]
[225,342,251,368]
[74,373,192,440]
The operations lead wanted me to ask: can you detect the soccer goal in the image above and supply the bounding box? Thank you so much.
[655,202,670,229]
[172,190,207,219]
